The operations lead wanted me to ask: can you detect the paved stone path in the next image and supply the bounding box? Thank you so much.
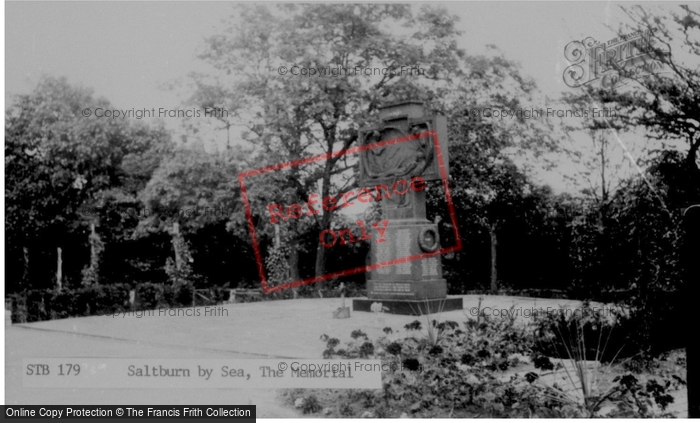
[5,295,686,417]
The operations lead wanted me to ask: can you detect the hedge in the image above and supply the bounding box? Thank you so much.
[7,283,232,324]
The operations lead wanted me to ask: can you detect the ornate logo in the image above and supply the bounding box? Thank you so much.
[563,29,669,89]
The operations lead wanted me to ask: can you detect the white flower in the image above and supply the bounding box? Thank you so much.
[480,392,497,402]
[466,374,480,384]
[72,175,87,190]
[294,398,305,408]
[370,302,383,313]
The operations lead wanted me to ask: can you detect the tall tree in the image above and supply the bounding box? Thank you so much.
[85,122,173,285]
[426,54,556,293]
[587,5,700,179]
[5,77,155,289]
[189,4,469,289]
[137,148,242,286]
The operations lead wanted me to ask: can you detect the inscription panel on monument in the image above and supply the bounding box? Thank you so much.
[395,229,412,275]
[375,240,392,275]
[371,282,413,296]
[422,257,439,277]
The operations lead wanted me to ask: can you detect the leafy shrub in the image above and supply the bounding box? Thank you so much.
[290,392,322,414]
[91,284,131,315]
[321,312,537,416]
[8,283,132,323]
[7,282,229,323]
[75,288,98,316]
[135,283,165,310]
[10,293,29,323]
[22,290,51,322]
[300,395,322,414]
[319,310,680,418]
[49,289,77,319]
[209,286,229,304]
[338,402,354,417]
[532,301,632,362]
[164,231,193,287]
[530,299,680,368]
[618,291,685,358]
[162,283,193,307]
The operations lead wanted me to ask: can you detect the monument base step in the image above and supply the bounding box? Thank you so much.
[352,298,463,316]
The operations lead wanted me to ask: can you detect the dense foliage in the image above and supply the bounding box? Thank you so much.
[7,283,231,324]
[306,310,683,417]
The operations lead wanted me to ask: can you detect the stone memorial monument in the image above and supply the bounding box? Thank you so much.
[352,101,462,315]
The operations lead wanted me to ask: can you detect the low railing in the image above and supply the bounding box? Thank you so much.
[191,288,263,306]
[227,288,263,303]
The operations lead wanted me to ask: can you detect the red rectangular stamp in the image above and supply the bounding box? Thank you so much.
[238,129,461,294]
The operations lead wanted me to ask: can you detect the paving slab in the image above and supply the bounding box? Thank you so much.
[4,295,600,415]
[9,295,589,358]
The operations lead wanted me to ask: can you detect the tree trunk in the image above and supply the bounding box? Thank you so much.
[314,242,326,298]
[90,222,96,263]
[172,222,182,271]
[288,238,300,283]
[489,225,498,293]
[275,225,297,299]
[56,247,63,291]
[314,241,326,279]
[22,246,30,288]
[89,222,99,284]
[314,209,332,298]
[314,149,334,297]
[282,220,302,299]
[315,209,332,297]
[688,138,699,172]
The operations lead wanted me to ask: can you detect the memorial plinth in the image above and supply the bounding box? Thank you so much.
[352,101,462,316]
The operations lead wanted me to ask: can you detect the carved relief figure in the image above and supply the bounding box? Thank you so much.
[360,123,433,208]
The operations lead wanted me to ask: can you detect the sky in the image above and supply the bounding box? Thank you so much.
[5,1,691,194]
